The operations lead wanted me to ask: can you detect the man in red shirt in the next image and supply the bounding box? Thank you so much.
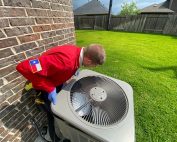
[16,44,105,105]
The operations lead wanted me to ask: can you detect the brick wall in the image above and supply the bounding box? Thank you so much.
[0,0,75,141]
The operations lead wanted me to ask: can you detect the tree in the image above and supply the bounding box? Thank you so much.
[119,1,140,16]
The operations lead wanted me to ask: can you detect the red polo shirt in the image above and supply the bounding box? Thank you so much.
[16,45,81,93]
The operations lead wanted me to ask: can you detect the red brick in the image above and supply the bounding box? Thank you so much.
[12,81,25,93]
[6,109,27,130]
[13,42,37,53]
[68,36,75,42]
[0,79,3,86]
[65,33,74,38]
[33,25,51,32]
[65,22,74,28]
[0,127,5,134]
[4,27,33,37]
[41,31,56,39]
[55,29,65,35]
[51,23,65,30]
[0,76,25,93]
[37,38,53,46]
[2,108,19,123]
[1,134,14,142]
[68,42,75,46]
[0,64,16,78]
[65,12,73,17]
[0,129,9,138]
[26,9,48,17]
[7,93,21,104]
[43,0,51,2]
[18,34,40,43]
[0,30,5,38]
[62,5,72,12]
[31,0,50,9]
[52,0,69,5]
[47,10,64,17]
[0,19,9,28]
[45,42,58,50]
[13,138,21,142]
[0,38,18,49]
[35,18,53,24]
[3,0,31,7]
[26,46,45,57]
[0,48,14,59]
[0,53,26,68]
[0,90,13,104]
[0,7,26,17]
[11,115,29,134]
[0,104,15,119]
[53,35,64,42]
[59,39,68,45]
[10,131,21,141]
[5,71,21,82]
[63,5,72,12]
[53,18,65,23]
[50,3,63,10]
[9,18,35,26]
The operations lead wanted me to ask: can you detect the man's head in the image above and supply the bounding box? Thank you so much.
[83,44,106,67]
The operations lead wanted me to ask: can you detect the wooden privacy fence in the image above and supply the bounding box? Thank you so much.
[74,14,177,36]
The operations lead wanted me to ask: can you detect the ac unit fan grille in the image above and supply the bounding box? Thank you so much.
[70,76,128,126]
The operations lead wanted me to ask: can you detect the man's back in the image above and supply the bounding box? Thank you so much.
[16,45,81,93]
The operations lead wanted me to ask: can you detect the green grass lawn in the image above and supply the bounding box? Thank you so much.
[76,30,177,142]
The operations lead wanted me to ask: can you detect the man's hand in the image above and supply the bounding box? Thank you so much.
[48,88,57,105]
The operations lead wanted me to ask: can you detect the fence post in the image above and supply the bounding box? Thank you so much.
[93,16,96,30]
[78,16,80,30]
[141,14,147,32]
[106,0,113,30]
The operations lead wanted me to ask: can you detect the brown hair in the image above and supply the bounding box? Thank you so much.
[83,44,106,65]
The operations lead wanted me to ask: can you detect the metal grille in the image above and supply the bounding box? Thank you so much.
[70,76,128,126]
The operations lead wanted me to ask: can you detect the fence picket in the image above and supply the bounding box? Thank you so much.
[75,14,177,36]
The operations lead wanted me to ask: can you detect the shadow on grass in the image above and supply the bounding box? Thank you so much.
[171,35,177,39]
[76,29,177,39]
[142,66,177,78]
[77,39,85,45]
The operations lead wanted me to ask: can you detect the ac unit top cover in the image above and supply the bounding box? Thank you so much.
[51,69,135,142]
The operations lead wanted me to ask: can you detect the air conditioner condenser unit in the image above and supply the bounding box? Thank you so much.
[51,69,135,142]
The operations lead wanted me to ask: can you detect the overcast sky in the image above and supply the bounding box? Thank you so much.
[73,0,165,14]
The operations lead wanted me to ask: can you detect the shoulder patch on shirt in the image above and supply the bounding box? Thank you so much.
[29,58,42,73]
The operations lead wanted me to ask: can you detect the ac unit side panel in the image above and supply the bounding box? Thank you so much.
[55,117,101,142]
[53,109,135,142]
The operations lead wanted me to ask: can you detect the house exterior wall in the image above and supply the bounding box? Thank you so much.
[0,0,75,141]
[170,0,177,12]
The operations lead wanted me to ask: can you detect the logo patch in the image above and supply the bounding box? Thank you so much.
[29,58,42,73]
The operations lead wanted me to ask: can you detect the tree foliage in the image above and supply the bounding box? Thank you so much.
[119,1,140,16]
